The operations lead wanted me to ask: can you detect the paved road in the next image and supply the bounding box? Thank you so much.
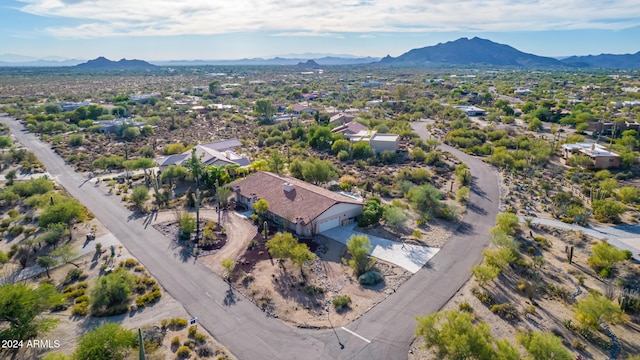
[2,115,499,359]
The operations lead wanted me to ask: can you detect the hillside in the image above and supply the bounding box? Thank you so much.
[75,57,156,70]
[561,52,640,69]
[379,37,571,67]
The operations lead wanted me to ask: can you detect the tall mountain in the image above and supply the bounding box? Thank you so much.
[561,52,640,69]
[379,37,569,67]
[75,57,156,70]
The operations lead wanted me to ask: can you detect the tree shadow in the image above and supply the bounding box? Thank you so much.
[454,221,475,235]
[126,211,146,223]
[223,282,238,306]
[467,202,488,215]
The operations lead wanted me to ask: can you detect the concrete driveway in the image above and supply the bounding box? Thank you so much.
[321,224,439,273]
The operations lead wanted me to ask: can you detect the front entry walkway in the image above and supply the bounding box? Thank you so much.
[321,224,439,273]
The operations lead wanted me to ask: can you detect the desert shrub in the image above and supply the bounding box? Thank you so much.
[188,325,197,337]
[168,317,188,330]
[63,268,87,284]
[135,289,161,307]
[459,302,473,312]
[332,295,352,313]
[572,340,585,350]
[524,305,537,316]
[194,332,207,344]
[72,302,88,316]
[490,303,519,321]
[303,284,325,296]
[74,295,89,304]
[472,287,496,306]
[197,346,214,357]
[65,288,86,300]
[134,265,145,272]
[122,258,138,268]
[546,284,572,303]
[358,271,383,286]
[171,336,181,346]
[533,236,551,249]
[8,225,24,237]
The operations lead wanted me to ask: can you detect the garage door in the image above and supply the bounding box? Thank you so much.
[318,217,340,233]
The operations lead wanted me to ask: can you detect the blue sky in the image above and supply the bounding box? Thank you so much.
[2,0,640,60]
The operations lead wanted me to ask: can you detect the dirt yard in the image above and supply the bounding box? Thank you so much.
[409,224,640,360]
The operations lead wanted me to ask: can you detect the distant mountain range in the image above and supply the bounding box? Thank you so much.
[152,56,380,66]
[1,39,640,68]
[380,37,569,68]
[75,57,157,70]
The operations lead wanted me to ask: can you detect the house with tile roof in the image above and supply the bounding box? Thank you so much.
[230,172,363,237]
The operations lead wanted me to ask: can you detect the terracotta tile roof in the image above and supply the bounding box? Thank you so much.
[230,171,362,225]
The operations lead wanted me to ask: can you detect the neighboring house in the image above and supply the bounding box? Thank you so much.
[588,121,640,137]
[230,172,363,237]
[291,104,321,114]
[156,138,250,170]
[562,143,620,169]
[329,113,355,124]
[331,121,367,136]
[130,94,159,104]
[95,118,147,134]
[346,130,400,153]
[453,105,487,117]
[56,101,90,112]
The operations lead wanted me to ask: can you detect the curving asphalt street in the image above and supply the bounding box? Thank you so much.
[2,115,499,360]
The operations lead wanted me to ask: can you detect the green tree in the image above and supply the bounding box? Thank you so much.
[131,186,149,207]
[516,331,572,360]
[266,232,297,264]
[574,292,626,330]
[0,135,13,148]
[90,270,135,316]
[268,151,284,174]
[494,212,520,235]
[161,164,188,187]
[36,255,58,278]
[407,184,444,216]
[471,264,500,286]
[357,197,384,227]
[346,235,373,277]
[383,205,407,232]
[301,158,336,184]
[38,197,86,237]
[528,118,543,132]
[308,126,333,150]
[208,81,220,93]
[176,212,196,236]
[290,243,315,269]
[592,200,627,222]
[5,169,17,185]
[75,322,136,360]
[221,258,236,280]
[618,186,639,204]
[185,148,204,188]
[51,243,81,268]
[456,186,470,202]
[121,126,140,141]
[254,98,276,121]
[0,283,64,340]
[415,310,520,360]
[39,222,68,249]
[588,240,630,273]
[331,139,351,155]
[352,141,373,159]
[482,248,515,271]
[253,199,269,221]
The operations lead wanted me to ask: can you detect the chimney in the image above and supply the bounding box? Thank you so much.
[225,150,230,159]
[590,143,595,152]
[283,182,294,192]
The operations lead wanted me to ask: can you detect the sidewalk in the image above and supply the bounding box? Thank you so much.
[320,224,440,273]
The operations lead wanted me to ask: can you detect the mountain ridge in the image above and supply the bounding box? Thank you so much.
[75,57,157,70]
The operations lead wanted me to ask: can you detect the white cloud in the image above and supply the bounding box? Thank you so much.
[16,0,640,38]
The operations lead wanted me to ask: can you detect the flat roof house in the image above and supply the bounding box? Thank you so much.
[346,130,400,153]
[453,105,487,117]
[230,172,363,237]
[562,142,620,169]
